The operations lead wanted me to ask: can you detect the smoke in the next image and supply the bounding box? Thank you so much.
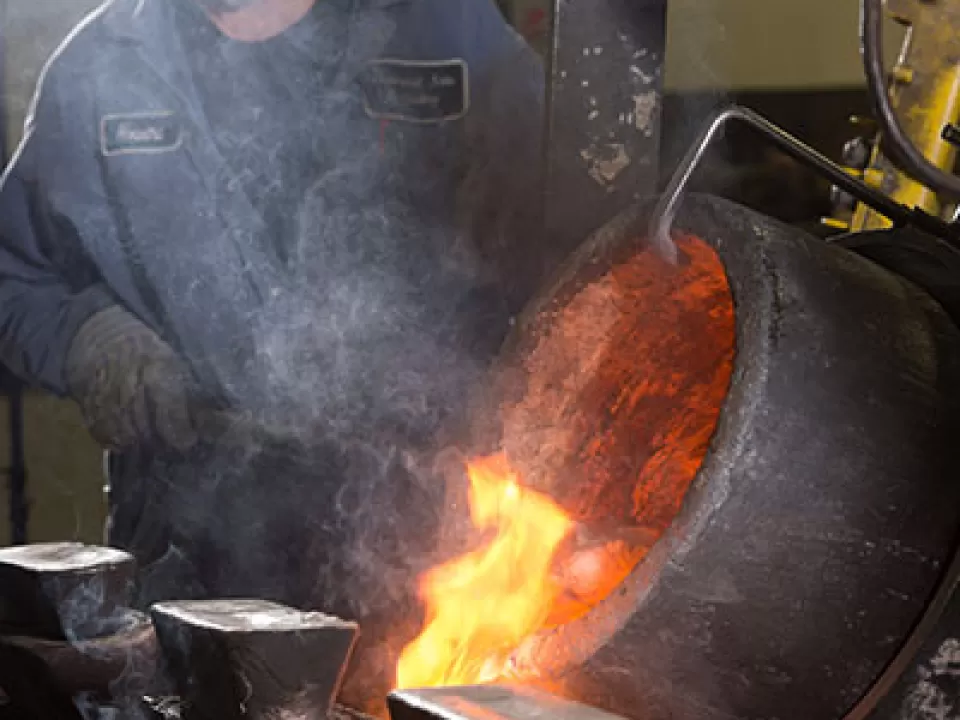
[8,0,526,710]
[659,0,731,187]
[221,143,499,623]
[248,158,489,445]
[112,0,540,667]
[51,575,167,719]
[51,573,127,643]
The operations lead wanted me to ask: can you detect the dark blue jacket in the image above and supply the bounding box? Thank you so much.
[0,0,545,411]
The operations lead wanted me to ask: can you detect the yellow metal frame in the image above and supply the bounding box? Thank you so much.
[837,0,960,232]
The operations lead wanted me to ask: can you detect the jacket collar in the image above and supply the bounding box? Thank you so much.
[99,0,407,95]
[100,0,410,42]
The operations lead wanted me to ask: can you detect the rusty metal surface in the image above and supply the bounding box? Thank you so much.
[543,0,666,258]
[388,686,629,720]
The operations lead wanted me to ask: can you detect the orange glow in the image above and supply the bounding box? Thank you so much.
[391,234,735,694]
[395,453,575,689]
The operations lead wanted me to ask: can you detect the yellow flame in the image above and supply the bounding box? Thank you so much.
[395,453,575,689]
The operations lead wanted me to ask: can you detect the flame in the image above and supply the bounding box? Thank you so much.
[391,235,734,693]
[395,453,575,689]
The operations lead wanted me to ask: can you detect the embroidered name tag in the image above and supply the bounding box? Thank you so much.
[100,112,183,156]
[362,59,469,123]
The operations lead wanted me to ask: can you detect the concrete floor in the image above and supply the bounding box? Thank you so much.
[0,394,106,546]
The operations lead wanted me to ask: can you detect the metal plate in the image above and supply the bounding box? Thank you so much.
[388,685,629,720]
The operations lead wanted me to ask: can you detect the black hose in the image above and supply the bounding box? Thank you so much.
[861,0,960,198]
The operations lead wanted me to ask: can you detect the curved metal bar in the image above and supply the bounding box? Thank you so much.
[647,105,944,254]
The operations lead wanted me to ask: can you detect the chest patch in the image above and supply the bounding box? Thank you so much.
[361,59,469,124]
[100,111,183,156]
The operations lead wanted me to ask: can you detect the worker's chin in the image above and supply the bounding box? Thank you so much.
[193,0,260,12]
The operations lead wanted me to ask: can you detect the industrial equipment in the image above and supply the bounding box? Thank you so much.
[656,0,960,251]
[477,0,960,717]
[832,0,960,232]
[6,1,960,719]
[488,191,960,720]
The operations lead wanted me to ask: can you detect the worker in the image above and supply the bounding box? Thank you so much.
[0,0,545,644]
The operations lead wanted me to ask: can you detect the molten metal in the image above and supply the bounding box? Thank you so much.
[396,235,735,691]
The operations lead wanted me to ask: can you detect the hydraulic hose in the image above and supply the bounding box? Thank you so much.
[861,0,960,199]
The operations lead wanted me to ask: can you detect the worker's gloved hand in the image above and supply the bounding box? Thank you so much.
[65,305,200,453]
[191,404,260,449]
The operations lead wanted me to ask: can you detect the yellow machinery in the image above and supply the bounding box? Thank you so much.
[832,0,960,232]
[652,0,960,251]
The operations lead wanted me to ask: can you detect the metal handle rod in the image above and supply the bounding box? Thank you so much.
[648,105,930,251]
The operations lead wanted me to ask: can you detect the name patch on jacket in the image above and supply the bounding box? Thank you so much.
[362,59,469,123]
[100,112,183,156]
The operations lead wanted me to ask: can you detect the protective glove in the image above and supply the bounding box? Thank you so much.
[65,306,199,453]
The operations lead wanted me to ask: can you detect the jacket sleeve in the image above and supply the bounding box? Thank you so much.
[0,62,118,395]
[458,0,556,316]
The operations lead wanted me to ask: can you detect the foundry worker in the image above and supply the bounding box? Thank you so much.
[0,0,544,654]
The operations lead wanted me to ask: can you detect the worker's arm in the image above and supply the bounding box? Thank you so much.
[0,62,198,451]
[0,85,115,396]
